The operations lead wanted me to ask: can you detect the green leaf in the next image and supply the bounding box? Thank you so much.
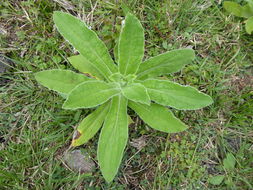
[125,74,137,83]
[34,69,91,94]
[223,1,242,17]
[72,103,110,146]
[247,0,253,9]
[68,55,105,80]
[137,49,195,80]
[245,17,253,34]
[209,175,225,185]
[129,102,188,133]
[141,79,213,110]
[109,73,137,83]
[98,95,128,182]
[53,11,117,81]
[63,81,120,109]
[118,13,144,75]
[223,2,253,18]
[241,4,253,18]
[223,153,236,170]
[109,72,123,82]
[122,83,150,105]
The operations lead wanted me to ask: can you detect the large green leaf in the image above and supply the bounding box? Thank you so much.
[98,95,128,182]
[53,11,117,81]
[34,69,91,94]
[245,16,253,34]
[118,13,144,75]
[129,102,188,133]
[72,103,110,146]
[68,55,105,80]
[223,1,243,17]
[137,49,195,80]
[141,79,213,110]
[63,81,120,109]
[122,83,150,105]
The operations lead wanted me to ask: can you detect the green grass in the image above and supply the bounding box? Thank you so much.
[0,0,252,189]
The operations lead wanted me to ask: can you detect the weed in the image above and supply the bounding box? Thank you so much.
[0,0,252,189]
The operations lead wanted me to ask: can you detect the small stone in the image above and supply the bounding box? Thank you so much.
[130,136,147,150]
[0,27,7,36]
[64,149,95,174]
[0,54,12,74]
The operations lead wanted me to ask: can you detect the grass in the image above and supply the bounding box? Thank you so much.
[0,0,252,189]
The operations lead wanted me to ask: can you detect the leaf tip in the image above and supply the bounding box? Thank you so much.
[53,11,72,25]
[206,95,214,106]
[125,12,142,26]
[33,72,40,80]
[186,48,195,60]
[33,71,45,84]
[53,11,64,17]
[52,11,62,20]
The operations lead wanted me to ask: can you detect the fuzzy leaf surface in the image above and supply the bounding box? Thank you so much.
[137,49,195,79]
[129,102,188,133]
[118,13,144,75]
[34,69,91,94]
[63,81,120,109]
[141,79,213,110]
[72,103,110,146]
[122,83,150,105]
[68,55,105,80]
[98,96,128,182]
[53,11,117,81]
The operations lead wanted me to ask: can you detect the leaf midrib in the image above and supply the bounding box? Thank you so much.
[55,14,115,80]
[103,96,123,168]
[137,58,179,77]
[73,28,113,78]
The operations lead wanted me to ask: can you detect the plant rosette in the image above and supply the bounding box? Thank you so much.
[34,11,213,182]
